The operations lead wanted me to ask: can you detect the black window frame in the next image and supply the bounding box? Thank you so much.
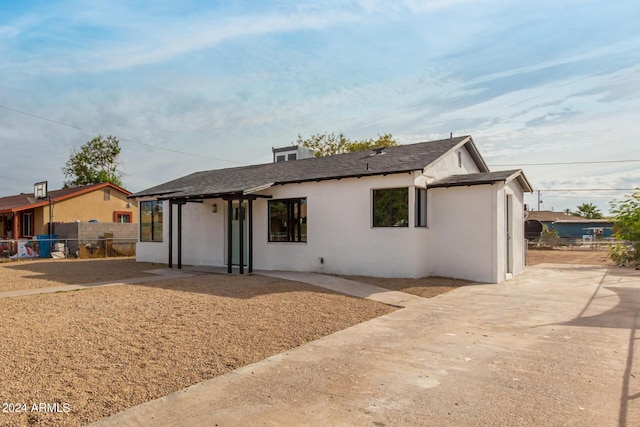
[140,200,163,242]
[268,198,307,243]
[415,188,427,227]
[372,187,409,228]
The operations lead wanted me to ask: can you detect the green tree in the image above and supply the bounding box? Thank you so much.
[62,135,123,187]
[609,191,640,266]
[573,202,604,219]
[297,132,398,156]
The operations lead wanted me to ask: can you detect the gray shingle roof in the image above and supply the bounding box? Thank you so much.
[131,136,485,199]
[428,170,533,192]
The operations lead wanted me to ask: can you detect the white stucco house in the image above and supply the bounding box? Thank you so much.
[130,135,532,283]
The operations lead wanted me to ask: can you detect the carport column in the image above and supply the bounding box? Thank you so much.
[248,198,253,274]
[177,201,183,270]
[168,200,173,268]
[239,196,244,275]
[12,213,18,239]
[227,198,233,274]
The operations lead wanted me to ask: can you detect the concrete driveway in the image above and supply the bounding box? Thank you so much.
[92,264,640,426]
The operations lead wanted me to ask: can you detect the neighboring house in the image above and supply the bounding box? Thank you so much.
[524,210,613,239]
[0,182,137,239]
[130,135,532,283]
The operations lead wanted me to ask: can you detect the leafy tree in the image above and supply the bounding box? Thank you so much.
[62,135,123,188]
[297,132,398,156]
[609,191,640,266]
[573,202,603,219]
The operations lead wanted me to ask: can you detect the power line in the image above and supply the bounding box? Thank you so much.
[490,160,640,166]
[0,104,244,164]
[537,188,637,192]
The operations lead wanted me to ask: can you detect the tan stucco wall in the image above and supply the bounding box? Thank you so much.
[33,187,138,235]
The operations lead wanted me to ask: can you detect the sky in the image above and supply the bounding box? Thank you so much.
[1,0,639,215]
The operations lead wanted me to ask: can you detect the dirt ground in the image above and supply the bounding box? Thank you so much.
[0,261,396,427]
[337,275,470,297]
[0,258,164,292]
[526,248,614,266]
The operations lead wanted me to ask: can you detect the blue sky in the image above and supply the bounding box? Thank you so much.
[1,0,639,214]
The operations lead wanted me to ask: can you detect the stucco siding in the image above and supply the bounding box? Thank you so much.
[178,201,225,266]
[428,185,495,282]
[422,145,481,180]
[251,174,425,278]
[49,188,136,224]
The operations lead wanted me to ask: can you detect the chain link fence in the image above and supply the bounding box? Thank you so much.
[527,235,618,251]
[0,237,137,261]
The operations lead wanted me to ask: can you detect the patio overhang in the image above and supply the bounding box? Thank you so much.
[165,190,272,275]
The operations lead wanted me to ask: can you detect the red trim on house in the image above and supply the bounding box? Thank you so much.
[113,211,133,223]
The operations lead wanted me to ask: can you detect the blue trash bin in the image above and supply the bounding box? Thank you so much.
[36,234,58,258]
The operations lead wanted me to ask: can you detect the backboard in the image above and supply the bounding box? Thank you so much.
[34,181,48,199]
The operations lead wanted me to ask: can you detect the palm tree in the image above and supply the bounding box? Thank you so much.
[574,203,604,219]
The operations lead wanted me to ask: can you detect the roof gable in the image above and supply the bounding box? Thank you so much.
[132,136,489,199]
[0,182,131,213]
[428,170,533,192]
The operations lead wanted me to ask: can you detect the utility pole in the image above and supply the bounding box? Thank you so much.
[537,190,542,211]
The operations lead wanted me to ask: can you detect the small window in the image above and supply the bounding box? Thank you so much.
[415,188,427,227]
[373,188,408,227]
[269,198,307,242]
[22,212,33,237]
[287,153,297,161]
[104,188,111,200]
[457,151,462,168]
[276,155,286,162]
[140,201,163,242]
[114,211,132,223]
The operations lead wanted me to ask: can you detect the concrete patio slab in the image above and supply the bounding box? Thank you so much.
[90,264,640,427]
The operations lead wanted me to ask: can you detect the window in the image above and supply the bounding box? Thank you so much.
[268,198,307,242]
[276,155,285,162]
[114,211,132,223]
[457,151,462,168]
[104,188,111,200]
[140,201,163,242]
[22,212,33,237]
[415,188,427,227]
[287,153,297,161]
[373,188,408,227]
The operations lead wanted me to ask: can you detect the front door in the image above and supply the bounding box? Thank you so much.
[231,201,248,266]
[505,195,513,274]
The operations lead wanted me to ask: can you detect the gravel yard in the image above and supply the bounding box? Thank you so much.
[0,263,395,427]
[0,258,163,292]
[526,248,614,266]
[336,275,470,297]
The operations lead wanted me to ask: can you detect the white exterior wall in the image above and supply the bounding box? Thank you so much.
[428,185,496,283]
[428,180,526,283]
[422,146,481,181]
[252,173,427,278]
[179,200,225,266]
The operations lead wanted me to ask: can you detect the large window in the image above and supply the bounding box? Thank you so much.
[140,201,163,242]
[415,188,427,227]
[373,188,408,227]
[268,198,307,242]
